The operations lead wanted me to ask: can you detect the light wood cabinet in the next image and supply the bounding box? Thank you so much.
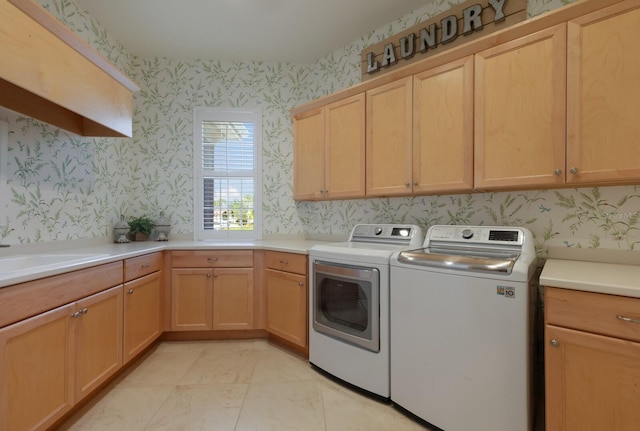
[170,251,255,331]
[74,286,123,402]
[0,303,74,431]
[545,287,640,431]
[413,56,474,194]
[293,94,365,200]
[123,253,162,363]
[291,0,640,197]
[0,285,123,431]
[366,76,413,197]
[566,0,640,185]
[124,272,161,363]
[0,0,138,137]
[474,24,567,190]
[265,251,308,349]
[171,268,213,331]
[212,268,254,330]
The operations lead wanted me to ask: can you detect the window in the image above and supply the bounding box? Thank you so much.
[194,108,262,240]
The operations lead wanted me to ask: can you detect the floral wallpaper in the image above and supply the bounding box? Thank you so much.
[1,0,639,256]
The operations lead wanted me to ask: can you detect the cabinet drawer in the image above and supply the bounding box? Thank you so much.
[265,251,307,275]
[0,261,123,328]
[171,250,253,268]
[124,252,162,281]
[546,286,640,342]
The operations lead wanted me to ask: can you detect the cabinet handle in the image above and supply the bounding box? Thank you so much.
[404,182,410,187]
[127,289,134,295]
[81,307,88,315]
[617,315,640,324]
[413,181,418,186]
[207,273,212,278]
[553,169,562,176]
[550,339,560,348]
[213,274,218,278]
[71,311,81,318]
[141,263,151,268]
[207,257,218,261]
[298,282,304,287]
[279,260,288,265]
[570,167,579,175]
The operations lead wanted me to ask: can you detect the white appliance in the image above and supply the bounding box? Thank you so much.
[309,224,424,398]
[390,225,537,431]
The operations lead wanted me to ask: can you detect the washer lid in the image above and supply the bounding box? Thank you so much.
[397,246,521,274]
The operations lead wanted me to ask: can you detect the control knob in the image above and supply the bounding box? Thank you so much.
[374,227,383,235]
[461,228,474,239]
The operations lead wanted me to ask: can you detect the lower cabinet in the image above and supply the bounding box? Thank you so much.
[265,251,308,349]
[0,285,123,431]
[123,271,161,363]
[545,286,640,431]
[212,268,254,330]
[170,251,255,331]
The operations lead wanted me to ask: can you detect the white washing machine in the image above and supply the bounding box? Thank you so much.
[308,224,424,398]
[390,225,538,431]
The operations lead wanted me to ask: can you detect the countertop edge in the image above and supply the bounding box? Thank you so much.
[0,240,330,288]
[540,259,640,299]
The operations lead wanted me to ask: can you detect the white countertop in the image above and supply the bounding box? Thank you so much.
[0,239,331,288]
[540,258,640,298]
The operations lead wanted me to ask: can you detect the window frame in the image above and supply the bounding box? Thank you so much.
[193,107,262,241]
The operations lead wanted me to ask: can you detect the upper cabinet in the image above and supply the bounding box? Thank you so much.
[291,0,640,200]
[293,93,365,200]
[474,24,567,190]
[566,1,640,185]
[413,56,474,195]
[366,77,413,197]
[0,0,139,137]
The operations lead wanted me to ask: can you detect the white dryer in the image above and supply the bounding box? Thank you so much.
[309,224,424,398]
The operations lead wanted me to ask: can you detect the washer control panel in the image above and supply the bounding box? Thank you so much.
[349,224,423,245]
[427,225,524,246]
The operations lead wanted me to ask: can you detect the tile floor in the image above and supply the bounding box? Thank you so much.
[59,340,431,431]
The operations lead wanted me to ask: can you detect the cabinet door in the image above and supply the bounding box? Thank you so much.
[293,107,325,200]
[475,24,566,190]
[124,272,161,363]
[567,2,640,184]
[171,268,213,331]
[546,325,640,431]
[366,76,413,197]
[325,94,366,199]
[413,56,474,194]
[0,304,75,431]
[212,268,254,330]
[74,285,123,401]
[266,269,307,348]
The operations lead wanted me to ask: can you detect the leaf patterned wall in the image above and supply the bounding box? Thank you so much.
[1,0,639,255]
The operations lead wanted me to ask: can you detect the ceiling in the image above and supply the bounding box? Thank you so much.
[73,0,433,63]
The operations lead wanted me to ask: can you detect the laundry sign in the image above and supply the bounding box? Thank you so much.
[361,0,527,80]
